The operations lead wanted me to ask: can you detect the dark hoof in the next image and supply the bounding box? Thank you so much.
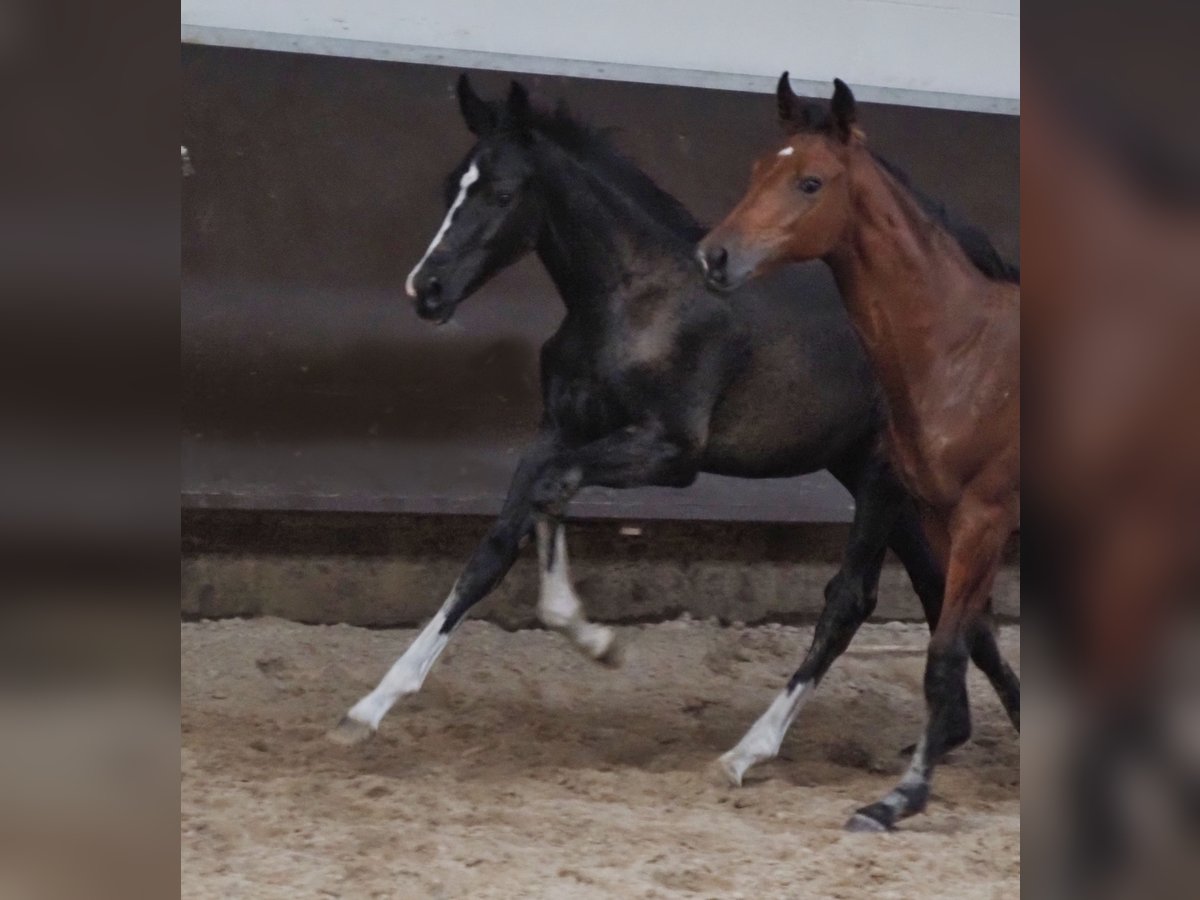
[327,715,376,746]
[844,812,891,833]
[845,800,897,833]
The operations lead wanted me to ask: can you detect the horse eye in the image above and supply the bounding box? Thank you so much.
[798,176,823,195]
[495,191,514,206]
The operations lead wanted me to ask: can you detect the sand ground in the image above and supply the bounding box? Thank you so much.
[182,617,1019,899]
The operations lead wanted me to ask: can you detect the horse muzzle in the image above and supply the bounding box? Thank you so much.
[411,277,458,324]
[697,243,752,293]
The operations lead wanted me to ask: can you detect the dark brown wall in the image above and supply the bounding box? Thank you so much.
[181,45,1018,521]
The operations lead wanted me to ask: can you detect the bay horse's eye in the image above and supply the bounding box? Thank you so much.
[798,176,823,195]
[495,191,514,206]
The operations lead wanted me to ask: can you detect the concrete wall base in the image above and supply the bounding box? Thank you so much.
[182,510,1019,628]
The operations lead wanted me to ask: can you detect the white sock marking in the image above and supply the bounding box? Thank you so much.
[881,734,929,812]
[720,681,814,785]
[345,589,459,730]
[405,161,480,297]
[536,520,615,661]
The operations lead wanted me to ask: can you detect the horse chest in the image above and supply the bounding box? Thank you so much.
[544,369,632,439]
[885,380,1017,508]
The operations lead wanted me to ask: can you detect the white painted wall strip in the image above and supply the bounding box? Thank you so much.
[181,0,1019,115]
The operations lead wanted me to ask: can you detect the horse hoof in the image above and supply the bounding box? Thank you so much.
[844,812,890,833]
[716,752,746,788]
[594,634,624,668]
[327,715,376,746]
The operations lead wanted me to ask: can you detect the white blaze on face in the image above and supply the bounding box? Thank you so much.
[777,146,795,157]
[405,161,481,298]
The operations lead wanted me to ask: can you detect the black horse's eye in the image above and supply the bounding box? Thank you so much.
[798,176,823,195]
[495,190,514,206]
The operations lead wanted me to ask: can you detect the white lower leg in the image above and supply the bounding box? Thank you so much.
[844,733,930,831]
[719,680,815,786]
[343,589,459,731]
[880,734,929,813]
[535,520,618,662]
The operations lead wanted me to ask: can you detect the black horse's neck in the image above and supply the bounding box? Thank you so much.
[531,137,702,316]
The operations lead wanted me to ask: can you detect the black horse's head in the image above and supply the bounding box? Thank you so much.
[405,76,545,323]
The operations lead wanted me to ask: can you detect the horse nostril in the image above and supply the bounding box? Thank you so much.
[703,246,729,282]
[426,275,441,295]
[417,293,442,318]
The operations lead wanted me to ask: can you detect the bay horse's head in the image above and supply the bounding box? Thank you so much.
[405,75,545,323]
[698,74,860,292]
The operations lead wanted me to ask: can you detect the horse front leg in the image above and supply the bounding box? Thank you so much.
[846,497,1013,831]
[328,436,558,745]
[535,518,622,666]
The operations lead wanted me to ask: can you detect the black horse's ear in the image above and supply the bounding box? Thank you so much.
[830,78,857,142]
[776,71,800,130]
[457,74,497,136]
[506,80,531,124]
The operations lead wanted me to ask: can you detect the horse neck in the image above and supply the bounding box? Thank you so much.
[533,143,692,319]
[825,149,994,410]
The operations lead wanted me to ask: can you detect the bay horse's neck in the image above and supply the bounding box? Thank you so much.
[825,151,999,419]
[533,142,693,317]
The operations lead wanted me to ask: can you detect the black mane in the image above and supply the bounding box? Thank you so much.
[871,152,1020,284]
[463,94,1017,284]
[499,100,708,243]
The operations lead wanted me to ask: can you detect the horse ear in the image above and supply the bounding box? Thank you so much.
[506,80,531,124]
[776,71,800,131]
[457,73,497,136]
[830,78,857,142]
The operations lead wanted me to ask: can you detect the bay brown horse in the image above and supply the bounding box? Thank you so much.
[699,75,1020,831]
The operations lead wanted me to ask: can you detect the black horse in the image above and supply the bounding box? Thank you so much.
[332,77,1019,795]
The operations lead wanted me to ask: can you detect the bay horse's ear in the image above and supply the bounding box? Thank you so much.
[506,80,531,124]
[776,71,800,130]
[830,78,857,142]
[457,73,497,136]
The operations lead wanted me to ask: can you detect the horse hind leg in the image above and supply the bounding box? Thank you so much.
[719,460,898,786]
[535,518,621,666]
[718,561,886,786]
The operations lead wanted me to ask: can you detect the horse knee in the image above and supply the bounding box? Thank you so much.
[530,467,583,514]
[824,571,877,624]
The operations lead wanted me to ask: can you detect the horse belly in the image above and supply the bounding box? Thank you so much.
[701,383,874,478]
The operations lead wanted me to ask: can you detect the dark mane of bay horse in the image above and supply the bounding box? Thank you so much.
[869,153,1020,284]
